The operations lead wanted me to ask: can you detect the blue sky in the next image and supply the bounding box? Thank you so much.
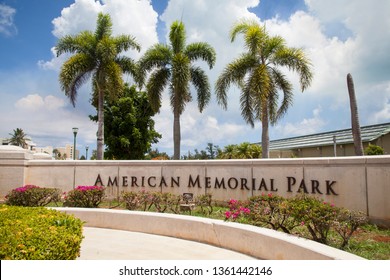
[0,0,389,158]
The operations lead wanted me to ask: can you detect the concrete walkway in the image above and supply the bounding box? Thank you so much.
[78,227,256,260]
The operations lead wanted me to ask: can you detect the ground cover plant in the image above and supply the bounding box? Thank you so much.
[0,205,84,260]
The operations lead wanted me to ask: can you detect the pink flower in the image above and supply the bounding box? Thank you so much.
[300,221,305,226]
[225,211,232,219]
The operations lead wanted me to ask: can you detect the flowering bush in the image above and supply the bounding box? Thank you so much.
[5,185,61,207]
[196,193,213,215]
[288,195,339,244]
[63,186,105,208]
[224,199,251,223]
[333,208,368,249]
[122,191,140,210]
[122,190,181,213]
[227,194,368,248]
[247,193,297,233]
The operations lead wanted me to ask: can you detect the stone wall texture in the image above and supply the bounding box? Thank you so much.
[1,147,389,227]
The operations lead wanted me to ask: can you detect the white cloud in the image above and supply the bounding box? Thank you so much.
[0,4,17,36]
[8,93,97,148]
[275,106,326,137]
[40,0,159,70]
[23,0,390,156]
[15,94,65,111]
[373,101,390,123]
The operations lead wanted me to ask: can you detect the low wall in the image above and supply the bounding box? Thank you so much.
[0,146,389,227]
[56,207,364,260]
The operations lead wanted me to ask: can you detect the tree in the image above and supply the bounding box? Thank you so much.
[91,85,161,159]
[347,73,364,156]
[216,20,313,158]
[8,128,29,148]
[139,20,216,159]
[55,13,141,160]
[145,148,170,160]
[217,142,262,159]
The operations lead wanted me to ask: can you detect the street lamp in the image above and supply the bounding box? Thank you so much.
[72,127,78,160]
[86,145,89,160]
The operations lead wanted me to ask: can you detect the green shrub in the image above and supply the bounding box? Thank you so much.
[122,191,140,210]
[224,194,368,248]
[247,194,298,233]
[288,195,338,244]
[5,185,61,207]
[63,186,105,208]
[0,205,84,260]
[364,144,384,155]
[121,190,181,213]
[196,193,214,215]
[333,208,368,249]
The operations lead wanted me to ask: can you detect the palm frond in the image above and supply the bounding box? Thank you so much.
[94,13,113,40]
[116,56,139,83]
[230,19,258,42]
[190,66,211,112]
[59,53,95,106]
[169,20,186,53]
[102,61,125,101]
[269,67,293,122]
[215,53,256,109]
[185,42,216,68]
[96,36,117,62]
[139,44,172,72]
[240,80,256,127]
[114,34,141,53]
[146,68,171,112]
[273,47,313,91]
[55,31,95,57]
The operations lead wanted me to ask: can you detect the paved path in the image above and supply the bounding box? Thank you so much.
[78,227,256,260]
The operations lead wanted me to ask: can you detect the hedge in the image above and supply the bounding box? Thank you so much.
[0,205,84,260]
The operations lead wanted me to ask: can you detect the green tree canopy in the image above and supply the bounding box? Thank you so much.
[217,142,262,159]
[91,85,161,160]
[8,128,29,148]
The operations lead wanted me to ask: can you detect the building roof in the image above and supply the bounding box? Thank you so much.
[265,122,390,151]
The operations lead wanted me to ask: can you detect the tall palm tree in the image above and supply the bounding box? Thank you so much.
[347,73,364,156]
[139,20,216,159]
[216,20,313,158]
[55,13,141,160]
[8,128,29,148]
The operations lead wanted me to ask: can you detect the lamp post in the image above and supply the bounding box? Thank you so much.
[72,127,78,160]
[86,145,89,160]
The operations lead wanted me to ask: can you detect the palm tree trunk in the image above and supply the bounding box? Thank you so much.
[347,73,364,156]
[173,107,181,160]
[261,102,270,158]
[97,86,105,160]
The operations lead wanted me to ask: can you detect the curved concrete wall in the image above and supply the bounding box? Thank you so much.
[56,207,364,260]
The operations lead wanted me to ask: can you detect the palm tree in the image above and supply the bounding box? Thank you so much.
[55,13,141,160]
[8,128,29,148]
[216,20,313,158]
[139,20,216,159]
[347,73,363,156]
